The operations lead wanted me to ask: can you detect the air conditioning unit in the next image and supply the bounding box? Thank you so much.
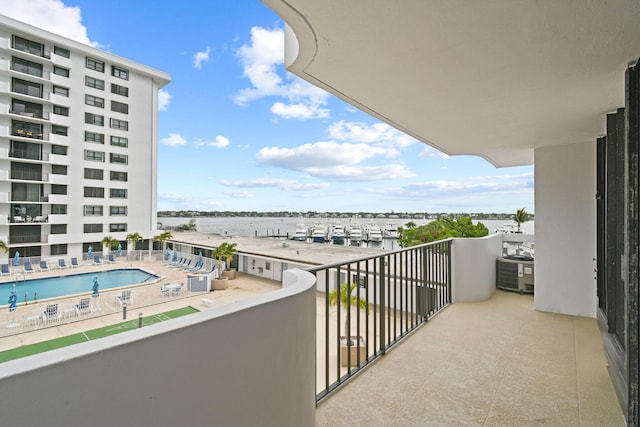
[496,256,534,294]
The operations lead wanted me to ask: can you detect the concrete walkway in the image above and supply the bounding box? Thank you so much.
[316,291,625,427]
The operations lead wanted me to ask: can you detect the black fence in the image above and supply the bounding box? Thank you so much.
[309,239,452,402]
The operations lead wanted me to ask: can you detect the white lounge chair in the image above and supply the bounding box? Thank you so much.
[38,260,49,272]
[42,304,62,324]
[0,264,9,276]
[70,257,80,268]
[93,255,103,265]
[23,261,35,274]
[116,290,133,307]
[74,298,93,316]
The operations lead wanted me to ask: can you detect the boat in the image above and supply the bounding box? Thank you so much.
[311,222,328,243]
[292,222,308,241]
[329,224,346,245]
[383,223,400,239]
[347,223,363,246]
[495,223,520,233]
[365,223,383,242]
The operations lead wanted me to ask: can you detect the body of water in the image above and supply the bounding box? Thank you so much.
[159,216,535,250]
[1,268,158,305]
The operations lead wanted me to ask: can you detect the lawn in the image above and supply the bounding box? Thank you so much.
[0,306,199,363]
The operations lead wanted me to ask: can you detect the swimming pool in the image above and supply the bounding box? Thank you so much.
[0,269,158,305]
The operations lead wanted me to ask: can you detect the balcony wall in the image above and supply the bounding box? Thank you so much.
[0,269,317,427]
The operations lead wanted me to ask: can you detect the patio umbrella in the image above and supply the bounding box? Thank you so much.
[198,252,203,266]
[13,251,19,267]
[8,285,17,312]
[172,249,178,263]
[165,249,171,260]
[87,245,93,260]
[91,276,99,297]
[117,243,122,257]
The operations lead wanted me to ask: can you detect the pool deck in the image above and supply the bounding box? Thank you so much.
[0,257,282,351]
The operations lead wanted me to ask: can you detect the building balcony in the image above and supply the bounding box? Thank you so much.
[9,109,50,121]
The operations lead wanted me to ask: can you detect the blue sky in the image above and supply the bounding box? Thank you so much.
[1,0,534,213]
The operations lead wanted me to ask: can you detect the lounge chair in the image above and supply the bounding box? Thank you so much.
[23,261,35,273]
[93,255,102,265]
[33,215,45,223]
[74,298,93,316]
[187,260,204,273]
[58,259,69,269]
[177,259,192,271]
[168,257,184,268]
[0,264,9,276]
[42,304,61,324]
[38,260,49,272]
[70,257,80,268]
[107,254,118,264]
[115,290,133,307]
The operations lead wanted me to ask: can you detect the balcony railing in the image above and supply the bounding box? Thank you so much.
[9,109,50,120]
[309,239,452,402]
[9,63,50,80]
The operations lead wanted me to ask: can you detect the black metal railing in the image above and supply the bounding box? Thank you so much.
[309,239,452,402]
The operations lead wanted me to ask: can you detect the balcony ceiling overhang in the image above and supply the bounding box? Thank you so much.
[262,0,640,167]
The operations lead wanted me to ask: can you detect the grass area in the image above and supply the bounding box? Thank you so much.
[0,306,199,363]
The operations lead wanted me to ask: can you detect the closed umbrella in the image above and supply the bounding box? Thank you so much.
[172,249,178,263]
[91,277,99,297]
[8,285,17,312]
[87,245,93,260]
[13,251,19,267]
[198,252,203,266]
[165,249,171,260]
[117,243,122,257]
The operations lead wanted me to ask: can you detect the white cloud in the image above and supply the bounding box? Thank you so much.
[158,193,222,210]
[193,46,211,69]
[226,191,253,198]
[257,142,388,169]
[220,178,330,192]
[328,121,417,147]
[305,165,415,182]
[158,89,171,111]
[270,102,330,120]
[0,0,99,47]
[418,146,449,159]
[234,26,330,120]
[161,133,187,147]
[197,135,230,148]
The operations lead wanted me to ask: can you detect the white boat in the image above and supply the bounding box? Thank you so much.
[495,223,520,233]
[311,222,328,243]
[365,223,383,242]
[383,223,400,239]
[292,223,307,241]
[348,223,363,246]
[330,224,346,245]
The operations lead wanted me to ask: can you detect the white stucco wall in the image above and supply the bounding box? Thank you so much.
[0,269,317,426]
[534,142,597,317]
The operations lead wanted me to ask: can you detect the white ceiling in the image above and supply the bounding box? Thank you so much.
[262,0,640,167]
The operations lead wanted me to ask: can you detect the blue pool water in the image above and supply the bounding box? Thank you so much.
[0,269,158,306]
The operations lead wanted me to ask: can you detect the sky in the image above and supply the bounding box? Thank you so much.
[0,0,534,214]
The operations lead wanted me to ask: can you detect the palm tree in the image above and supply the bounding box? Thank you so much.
[153,231,173,255]
[212,242,238,275]
[0,240,8,254]
[101,235,119,255]
[329,282,369,346]
[126,232,143,260]
[512,208,531,233]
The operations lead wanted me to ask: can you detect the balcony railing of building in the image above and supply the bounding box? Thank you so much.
[308,238,451,402]
[9,63,50,80]
[10,171,47,182]
[11,87,50,100]
[9,109,50,120]
[11,129,47,140]
[9,149,48,161]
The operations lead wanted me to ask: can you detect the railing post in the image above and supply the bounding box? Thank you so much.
[379,255,386,355]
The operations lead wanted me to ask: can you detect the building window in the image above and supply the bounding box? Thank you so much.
[51,164,67,175]
[84,168,103,180]
[50,244,68,255]
[111,101,128,114]
[12,58,43,79]
[52,125,68,136]
[84,187,104,198]
[85,112,104,126]
[110,136,128,147]
[12,35,45,57]
[110,188,127,199]
[53,86,69,97]
[51,145,67,155]
[110,223,127,232]
[53,105,69,116]
[110,206,127,216]
[110,118,128,130]
[84,205,103,216]
[51,204,67,214]
[84,224,103,233]
[84,132,104,144]
[85,94,104,108]
[110,171,128,181]
[53,46,70,58]
[110,153,128,164]
[265,262,271,271]
[53,66,69,77]
[86,57,104,72]
[12,77,42,97]
[85,76,105,90]
[50,224,66,234]
[51,184,67,195]
[84,150,104,162]
[111,83,128,97]
[111,66,129,80]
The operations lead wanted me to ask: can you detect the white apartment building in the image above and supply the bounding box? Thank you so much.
[0,15,170,263]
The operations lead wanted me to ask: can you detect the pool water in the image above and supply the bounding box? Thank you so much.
[1,269,158,305]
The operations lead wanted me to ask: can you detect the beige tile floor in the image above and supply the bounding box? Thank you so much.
[315,291,626,427]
